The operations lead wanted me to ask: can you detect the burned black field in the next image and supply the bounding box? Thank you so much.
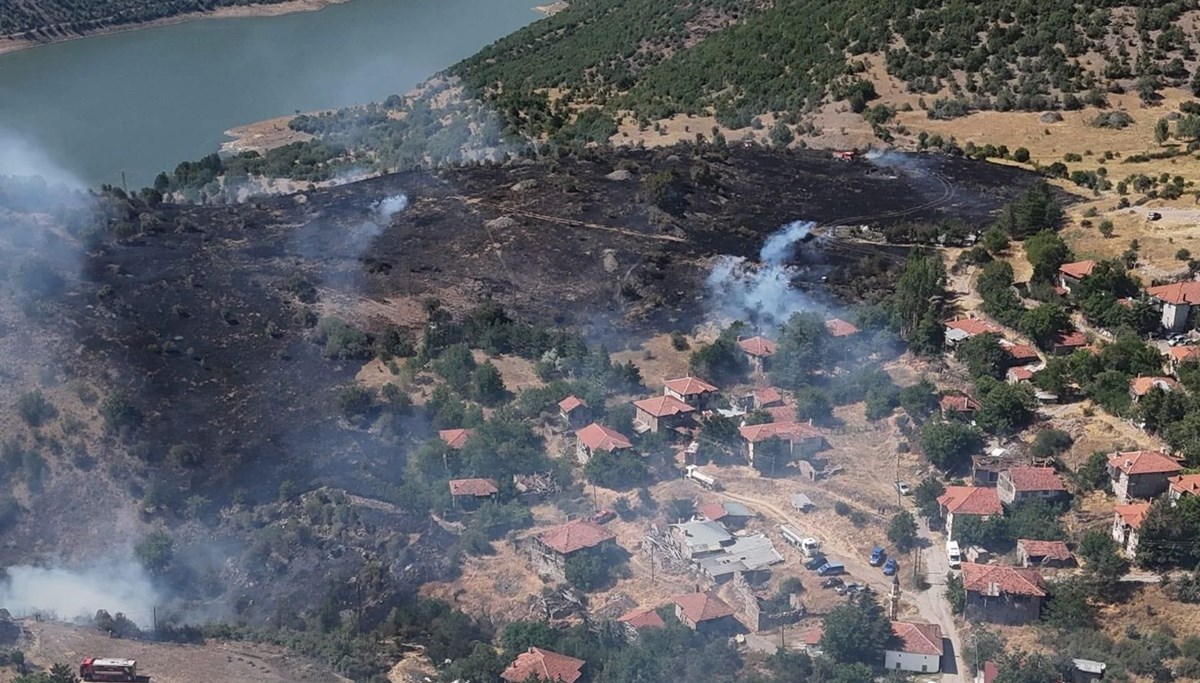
[64,146,1042,501]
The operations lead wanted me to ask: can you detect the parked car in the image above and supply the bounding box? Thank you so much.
[1169,335,1188,347]
[947,540,962,569]
[883,558,899,576]
[1148,211,1163,221]
[836,582,866,595]
[869,546,886,566]
[820,577,844,590]
[894,481,911,496]
[816,562,846,576]
[804,555,827,570]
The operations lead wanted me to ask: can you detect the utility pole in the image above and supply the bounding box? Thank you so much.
[119,170,127,193]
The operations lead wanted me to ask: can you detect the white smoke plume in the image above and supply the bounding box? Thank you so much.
[373,193,409,222]
[0,562,161,626]
[0,130,85,190]
[705,220,821,329]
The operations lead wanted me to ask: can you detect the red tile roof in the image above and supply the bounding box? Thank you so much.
[1169,473,1200,496]
[738,336,778,357]
[1004,467,1066,492]
[673,591,735,623]
[558,395,586,413]
[944,317,1004,336]
[824,318,859,337]
[801,626,824,646]
[501,648,585,683]
[536,519,617,555]
[739,421,822,443]
[755,386,784,406]
[576,423,633,452]
[448,478,498,497]
[937,486,1002,516]
[1108,450,1183,476]
[1053,330,1088,348]
[634,395,696,418]
[1058,260,1096,280]
[1114,502,1152,529]
[766,404,797,423]
[1017,539,1072,562]
[438,428,474,449]
[1130,376,1180,396]
[981,661,1000,683]
[699,502,729,521]
[663,376,719,396]
[1169,346,1200,363]
[1008,366,1035,382]
[617,606,665,629]
[1002,342,1040,362]
[889,621,944,656]
[940,394,982,413]
[961,563,1046,597]
[1148,281,1200,306]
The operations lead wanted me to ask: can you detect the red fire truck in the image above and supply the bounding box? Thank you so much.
[79,658,148,682]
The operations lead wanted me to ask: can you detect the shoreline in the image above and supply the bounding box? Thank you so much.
[0,0,353,57]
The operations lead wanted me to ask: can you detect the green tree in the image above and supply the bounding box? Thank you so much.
[975,382,1035,436]
[889,255,947,352]
[887,511,918,551]
[688,327,749,384]
[1024,230,1072,284]
[335,386,374,418]
[913,477,946,521]
[434,343,477,392]
[981,227,1010,254]
[770,312,833,388]
[954,333,1010,380]
[1075,451,1112,492]
[1077,529,1124,591]
[793,385,834,425]
[945,572,965,613]
[1018,305,1071,349]
[1042,577,1095,629]
[470,361,507,404]
[16,391,56,428]
[1030,428,1072,459]
[134,530,174,575]
[899,380,939,422]
[1155,117,1170,143]
[921,421,984,470]
[993,181,1063,239]
[819,593,891,664]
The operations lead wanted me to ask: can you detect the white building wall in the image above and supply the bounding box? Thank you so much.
[884,650,941,673]
[1163,303,1189,333]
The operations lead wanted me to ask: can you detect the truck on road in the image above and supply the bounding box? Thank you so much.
[79,658,150,683]
[684,465,721,491]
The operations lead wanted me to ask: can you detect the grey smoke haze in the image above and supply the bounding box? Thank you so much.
[0,130,85,190]
[374,193,410,222]
[705,220,820,329]
[0,562,160,625]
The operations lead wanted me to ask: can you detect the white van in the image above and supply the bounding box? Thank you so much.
[946,540,962,568]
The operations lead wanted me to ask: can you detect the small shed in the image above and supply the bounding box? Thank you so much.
[791,493,815,512]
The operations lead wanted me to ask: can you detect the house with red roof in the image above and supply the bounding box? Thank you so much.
[663,376,720,410]
[997,467,1067,505]
[1169,473,1200,503]
[448,478,498,508]
[1112,502,1152,560]
[1049,330,1089,356]
[529,519,618,581]
[737,336,777,373]
[1166,345,1200,375]
[937,486,1003,541]
[944,317,1005,346]
[438,428,474,449]
[738,421,825,466]
[940,394,982,418]
[961,563,1046,624]
[1107,450,1183,502]
[799,625,825,655]
[1016,539,1073,568]
[501,647,585,683]
[753,386,785,409]
[634,394,696,435]
[558,395,589,428]
[999,340,1040,366]
[1057,260,1096,294]
[885,621,944,674]
[1129,376,1180,401]
[1147,280,1200,333]
[1005,365,1037,384]
[698,500,755,528]
[574,422,633,464]
[617,606,665,637]
[673,590,737,633]
[824,318,859,338]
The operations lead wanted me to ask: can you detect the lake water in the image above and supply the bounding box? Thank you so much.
[0,0,539,188]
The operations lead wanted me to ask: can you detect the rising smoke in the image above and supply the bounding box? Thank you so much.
[373,193,409,222]
[705,220,821,329]
[0,562,160,625]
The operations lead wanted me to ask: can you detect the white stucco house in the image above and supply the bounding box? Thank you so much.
[885,621,943,673]
[1147,281,1200,333]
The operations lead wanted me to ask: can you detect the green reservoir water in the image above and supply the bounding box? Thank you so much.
[0,0,538,188]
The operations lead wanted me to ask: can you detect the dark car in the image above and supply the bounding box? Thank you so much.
[883,558,899,576]
[868,546,886,567]
[804,555,827,570]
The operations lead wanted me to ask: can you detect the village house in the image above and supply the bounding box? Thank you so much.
[1016,539,1073,568]
[1129,376,1180,402]
[447,478,498,508]
[528,519,617,581]
[1112,502,1152,560]
[940,394,982,419]
[558,395,589,428]
[753,386,785,410]
[1147,280,1200,333]
[1049,330,1089,356]
[738,421,825,466]
[944,317,1005,347]
[937,486,1003,541]
[671,518,734,558]
[501,647,585,683]
[673,591,738,633]
[799,625,824,656]
[1166,346,1200,376]
[1005,365,1037,384]
[633,395,696,435]
[696,534,784,582]
[885,621,944,674]
[617,606,665,639]
[438,428,473,449]
[1169,473,1200,503]
[999,340,1040,366]
[1107,450,1183,502]
[961,563,1046,625]
[972,449,1032,487]
[699,501,755,528]
[663,376,721,410]
[997,467,1067,505]
[1056,260,1096,294]
[824,318,859,337]
[737,336,777,373]
[574,422,633,464]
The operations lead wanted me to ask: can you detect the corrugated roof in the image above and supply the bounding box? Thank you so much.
[671,519,733,548]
